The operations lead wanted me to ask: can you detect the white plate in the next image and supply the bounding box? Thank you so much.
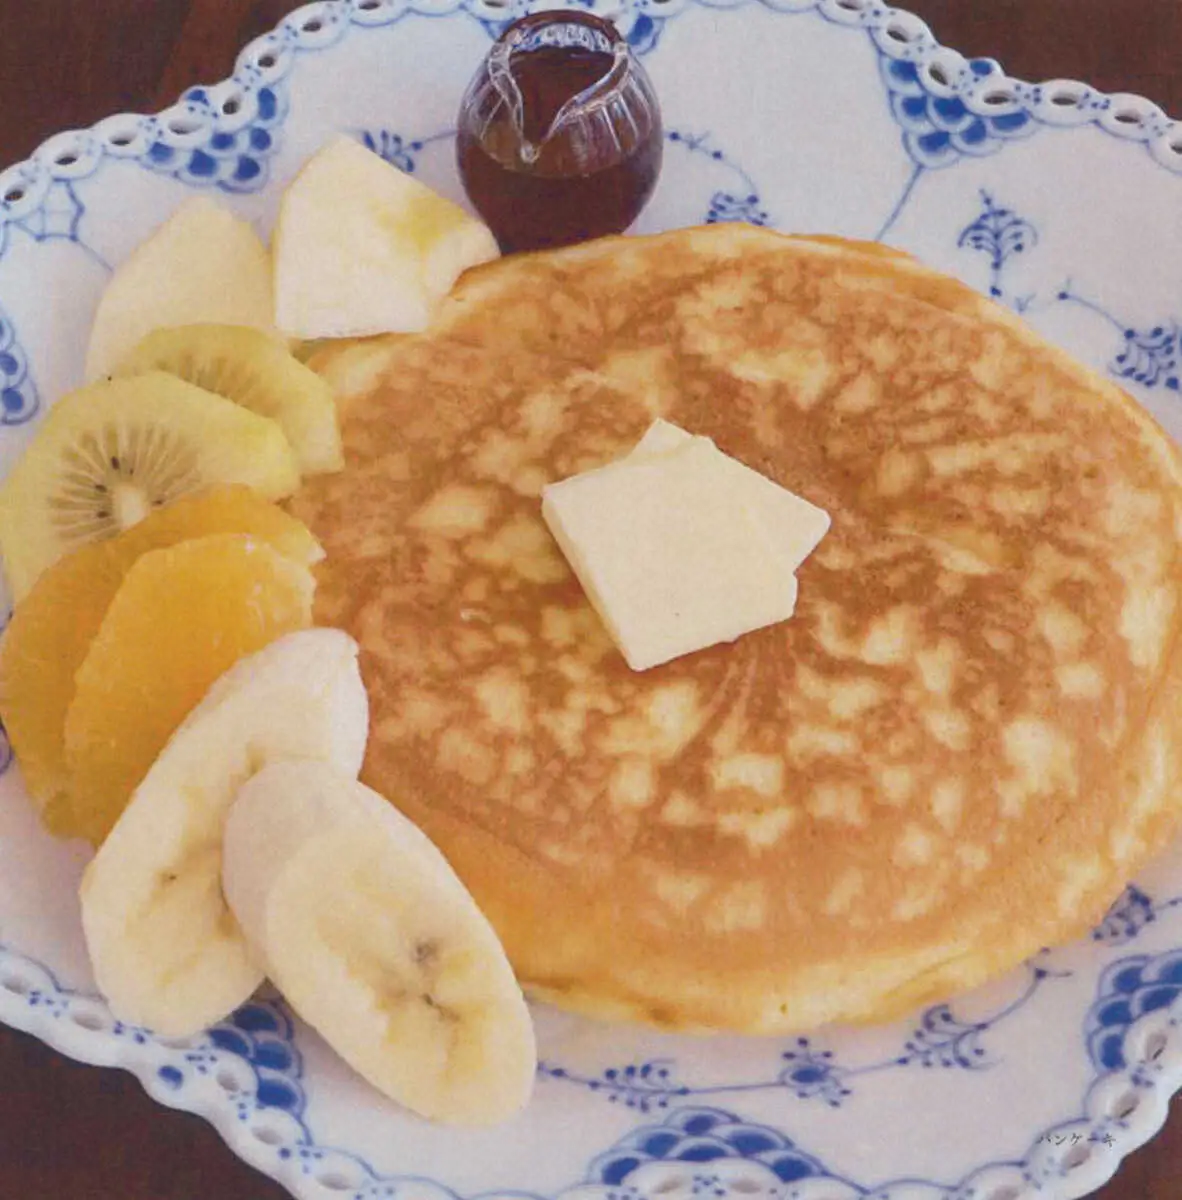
[2,3,1182,1198]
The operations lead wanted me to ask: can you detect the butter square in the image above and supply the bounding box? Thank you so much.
[630,418,697,459]
[541,438,800,671]
[630,420,831,569]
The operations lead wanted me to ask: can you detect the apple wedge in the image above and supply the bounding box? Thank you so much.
[272,135,499,340]
[86,197,278,380]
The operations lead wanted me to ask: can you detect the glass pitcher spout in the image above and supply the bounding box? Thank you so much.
[485,16,632,165]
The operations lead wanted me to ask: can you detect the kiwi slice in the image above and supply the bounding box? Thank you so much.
[0,372,298,601]
[115,324,344,476]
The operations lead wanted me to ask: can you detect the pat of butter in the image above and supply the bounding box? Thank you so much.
[630,420,831,570]
[541,437,801,671]
[629,418,693,460]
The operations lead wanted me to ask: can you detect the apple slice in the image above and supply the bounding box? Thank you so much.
[85,197,277,380]
[271,135,499,340]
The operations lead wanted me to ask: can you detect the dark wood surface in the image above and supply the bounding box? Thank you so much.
[0,2,1179,1196]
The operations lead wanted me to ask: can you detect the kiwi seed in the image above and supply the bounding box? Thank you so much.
[48,422,201,547]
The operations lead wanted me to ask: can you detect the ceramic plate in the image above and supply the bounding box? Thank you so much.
[2,3,1182,1198]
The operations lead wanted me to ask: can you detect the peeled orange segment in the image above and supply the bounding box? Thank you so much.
[114,324,344,476]
[0,485,320,823]
[85,196,278,381]
[272,134,499,340]
[0,372,300,601]
[121,483,322,568]
[55,532,314,846]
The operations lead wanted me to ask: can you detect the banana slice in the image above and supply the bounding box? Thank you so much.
[79,629,369,1037]
[222,760,537,1126]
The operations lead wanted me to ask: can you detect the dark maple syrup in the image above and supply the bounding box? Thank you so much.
[456,14,662,254]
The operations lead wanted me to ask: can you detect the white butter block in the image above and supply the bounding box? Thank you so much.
[630,418,694,460]
[541,438,799,671]
[630,420,831,569]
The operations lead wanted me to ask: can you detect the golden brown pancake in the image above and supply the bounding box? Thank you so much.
[293,224,1182,1033]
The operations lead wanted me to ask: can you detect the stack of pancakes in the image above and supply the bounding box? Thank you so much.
[292,225,1182,1033]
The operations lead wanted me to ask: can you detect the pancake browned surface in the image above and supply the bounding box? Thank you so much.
[293,225,1182,1034]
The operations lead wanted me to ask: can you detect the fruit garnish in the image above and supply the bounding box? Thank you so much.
[0,372,299,600]
[272,134,499,339]
[0,485,321,821]
[223,759,536,1126]
[56,533,314,846]
[85,196,278,381]
[115,324,344,476]
[80,629,368,1037]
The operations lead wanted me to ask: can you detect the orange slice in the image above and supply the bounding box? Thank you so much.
[0,486,319,834]
[56,532,314,845]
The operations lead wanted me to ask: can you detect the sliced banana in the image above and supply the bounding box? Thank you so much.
[222,760,537,1126]
[115,324,344,476]
[79,629,369,1037]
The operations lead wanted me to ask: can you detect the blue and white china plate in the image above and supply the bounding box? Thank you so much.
[2,3,1181,1198]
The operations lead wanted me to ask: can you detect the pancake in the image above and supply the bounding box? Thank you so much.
[292,224,1182,1034]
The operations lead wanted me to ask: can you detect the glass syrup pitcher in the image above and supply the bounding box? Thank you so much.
[456,11,663,254]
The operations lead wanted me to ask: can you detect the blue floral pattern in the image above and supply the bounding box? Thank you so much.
[5,181,86,257]
[362,130,422,174]
[777,1040,852,1106]
[880,56,1036,169]
[0,179,108,271]
[1093,885,1182,946]
[140,84,287,192]
[0,307,39,426]
[193,1002,306,1117]
[360,128,455,175]
[1113,324,1181,391]
[539,1059,691,1113]
[1058,288,1182,392]
[956,192,1182,390]
[1086,950,1182,1074]
[583,1108,842,1192]
[705,193,770,227]
[897,1004,993,1070]
[956,189,1037,299]
[667,131,771,228]
[539,959,1063,1113]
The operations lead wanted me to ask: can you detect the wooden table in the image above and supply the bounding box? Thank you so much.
[0,2,1178,1196]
